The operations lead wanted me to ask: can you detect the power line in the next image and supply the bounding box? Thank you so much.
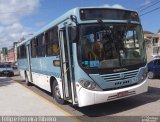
[140,6,160,16]
[136,0,158,10]
[138,0,160,12]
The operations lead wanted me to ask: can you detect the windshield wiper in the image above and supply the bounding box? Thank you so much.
[123,20,131,40]
[97,19,128,66]
[97,19,122,65]
[97,19,113,42]
[97,19,109,30]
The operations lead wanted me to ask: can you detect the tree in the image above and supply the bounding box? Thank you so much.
[158,29,160,33]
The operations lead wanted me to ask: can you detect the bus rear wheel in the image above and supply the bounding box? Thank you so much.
[52,81,65,105]
[25,72,31,86]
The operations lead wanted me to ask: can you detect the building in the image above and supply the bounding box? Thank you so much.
[144,31,160,60]
[7,48,15,62]
[0,42,18,63]
[144,31,160,46]
[0,51,2,62]
[0,47,8,62]
[13,42,18,62]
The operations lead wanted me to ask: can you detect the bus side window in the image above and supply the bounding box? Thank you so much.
[37,34,45,57]
[46,27,59,56]
[31,39,38,57]
[52,28,59,55]
[18,45,26,59]
[42,34,46,56]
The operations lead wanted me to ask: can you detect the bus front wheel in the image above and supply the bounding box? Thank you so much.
[52,81,65,105]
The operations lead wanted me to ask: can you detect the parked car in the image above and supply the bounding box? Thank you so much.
[147,58,160,79]
[151,55,160,59]
[0,64,14,77]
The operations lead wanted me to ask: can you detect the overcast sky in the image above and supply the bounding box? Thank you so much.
[0,0,160,49]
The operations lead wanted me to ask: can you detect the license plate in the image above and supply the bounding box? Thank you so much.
[117,91,128,97]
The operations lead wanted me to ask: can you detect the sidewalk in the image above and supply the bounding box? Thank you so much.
[0,77,78,122]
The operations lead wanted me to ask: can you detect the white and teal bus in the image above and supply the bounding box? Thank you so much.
[17,7,148,107]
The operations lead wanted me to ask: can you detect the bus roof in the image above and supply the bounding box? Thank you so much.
[17,7,137,47]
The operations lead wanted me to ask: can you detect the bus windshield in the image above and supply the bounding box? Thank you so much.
[79,23,146,69]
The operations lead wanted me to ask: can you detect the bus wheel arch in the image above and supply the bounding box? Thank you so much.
[50,76,56,93]
[24,71,31,86]
[50,76,65,105]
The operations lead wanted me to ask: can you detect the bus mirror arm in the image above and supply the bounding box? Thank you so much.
[70,15,78,24]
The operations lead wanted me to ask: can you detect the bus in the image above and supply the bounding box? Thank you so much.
[17,7,148,107]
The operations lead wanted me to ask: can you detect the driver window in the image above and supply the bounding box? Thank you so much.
[125,30,140,58]
[46,26,59,56]
[125,30,139,48]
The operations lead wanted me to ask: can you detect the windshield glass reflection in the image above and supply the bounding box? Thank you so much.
[79,23,146,69]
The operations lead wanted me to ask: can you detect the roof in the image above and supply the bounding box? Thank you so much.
[143,30,154,35]
[17,7,138,47]
[152,34,160,37]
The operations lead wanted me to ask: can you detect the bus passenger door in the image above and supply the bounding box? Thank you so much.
[26,44,33,82]
[59,26,76,104]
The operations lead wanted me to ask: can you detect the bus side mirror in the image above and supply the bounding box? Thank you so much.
[53,60,61,67]
[70,15,77,24]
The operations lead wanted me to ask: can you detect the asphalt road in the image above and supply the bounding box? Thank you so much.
[11,73,160,122]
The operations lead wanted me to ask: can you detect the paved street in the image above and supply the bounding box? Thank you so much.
[0,76,78,122]
[0,74,160,122]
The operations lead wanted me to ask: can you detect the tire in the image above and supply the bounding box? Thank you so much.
[7,73,11,77]
[148,71,155,79]
[52,81,65,105]
[25,72,31,86]
[8,72,14,77]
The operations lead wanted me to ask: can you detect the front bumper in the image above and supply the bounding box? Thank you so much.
[77,79,148,107]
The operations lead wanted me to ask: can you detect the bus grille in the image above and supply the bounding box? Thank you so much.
[100,70,139,82]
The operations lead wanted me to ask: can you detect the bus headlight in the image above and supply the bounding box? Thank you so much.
[79,79,102,91]
[138,68,148,83]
